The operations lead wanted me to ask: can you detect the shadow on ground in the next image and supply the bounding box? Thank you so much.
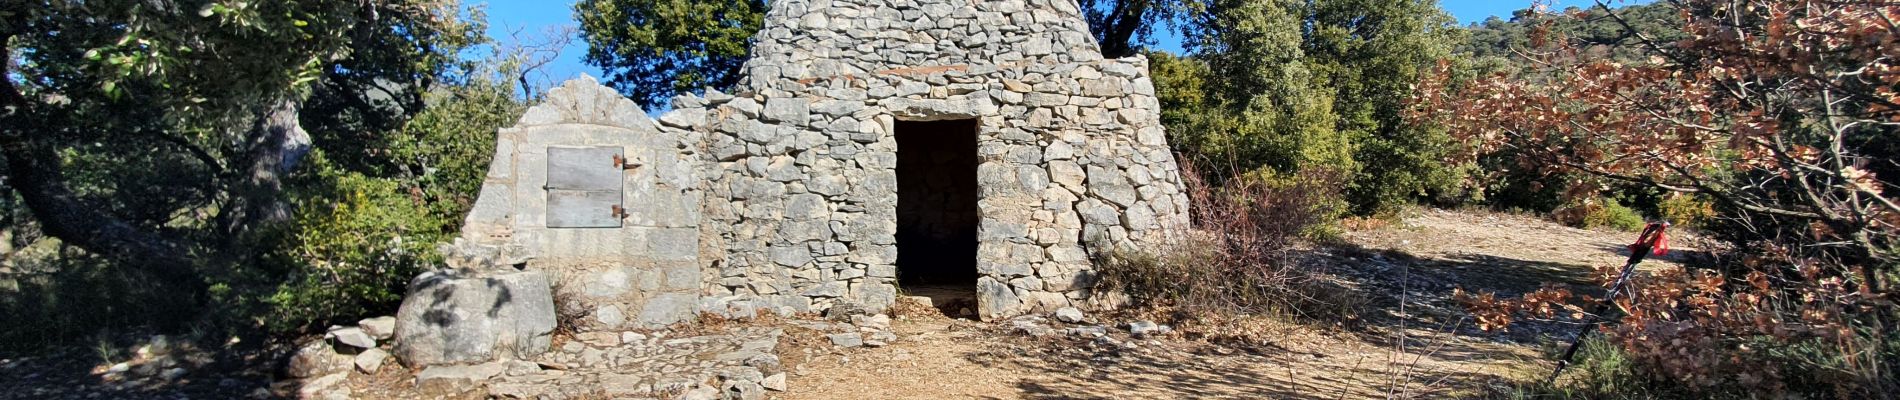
[955,232,1619,399]
[959,329,1531,399]
[0,337,288,400]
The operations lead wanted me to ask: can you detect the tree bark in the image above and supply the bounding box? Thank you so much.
[214,98,310,242]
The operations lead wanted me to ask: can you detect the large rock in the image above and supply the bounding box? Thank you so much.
[393,270,557,367]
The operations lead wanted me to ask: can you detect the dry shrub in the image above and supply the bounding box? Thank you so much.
[1656,193,1715,229]
[1095,160,1363,329]
[1341,215,1395,232]
[1462,251,1899,397]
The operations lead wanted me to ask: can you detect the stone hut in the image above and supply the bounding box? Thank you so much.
[440,0,1190,334]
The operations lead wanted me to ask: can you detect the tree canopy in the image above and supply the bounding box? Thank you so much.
[1156,0,1461,216]
[1,0,479,284]
[574,0,765,109]
[0,0,524,341]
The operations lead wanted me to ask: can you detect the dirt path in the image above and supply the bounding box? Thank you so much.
[778,209,1688,399]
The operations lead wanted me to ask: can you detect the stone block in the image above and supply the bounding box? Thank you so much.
[786,194,828,220]
[354,348,390,373]
[649,228,699,261]
[393,271,556,367]
[976,277,1023,320]
[663,262,700,291]
[326,326,376,350]
[637,292,698,328]
[801,281,848,297]
[583,266,633,298]
[763,98,810,125]
[770,246,814,267]
[358,316,397,340]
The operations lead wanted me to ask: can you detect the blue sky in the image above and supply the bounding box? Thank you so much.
[477,0,1641,85]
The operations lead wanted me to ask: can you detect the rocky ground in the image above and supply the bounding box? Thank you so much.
[0,208,1685,399]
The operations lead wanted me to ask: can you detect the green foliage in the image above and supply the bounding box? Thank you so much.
[1,0,487,280]
[245,77,519,333]
[1306,0,1465,216]
[1456,3,1685,86]
[1,0,518,341]
[574,0,765,108]
[1491,337,1663,400]
[1152,48,1350,184]
[301,4,491,169]
[1157,0,1464,217]
[1193,0,1348,177]
[381,78,522,224]
[1593,199,1645,232]
[1556,197,1645,232]
[11,0,359,120]
[257,157,446,332]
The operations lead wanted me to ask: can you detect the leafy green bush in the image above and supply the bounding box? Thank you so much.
[1148,0,1472,218]
[1555,198,1646,232]
[253,158,448,332]
[0,3,513,347]
[1490,337,1666,400]
[1588,199,1646,232]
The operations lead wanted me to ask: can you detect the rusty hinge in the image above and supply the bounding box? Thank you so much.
[610,204,629,219]
[612,154,641,170]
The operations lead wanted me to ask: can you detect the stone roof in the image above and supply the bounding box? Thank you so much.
[738,0,1105,92]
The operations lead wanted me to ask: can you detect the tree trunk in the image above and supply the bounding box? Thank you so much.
[214,98,311,243]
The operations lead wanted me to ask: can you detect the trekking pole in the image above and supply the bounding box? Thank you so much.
[1546,221,1670,384]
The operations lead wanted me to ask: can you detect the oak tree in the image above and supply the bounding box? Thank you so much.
[0,0,482,287]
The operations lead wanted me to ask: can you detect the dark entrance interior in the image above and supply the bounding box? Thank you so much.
[894,119,980,316]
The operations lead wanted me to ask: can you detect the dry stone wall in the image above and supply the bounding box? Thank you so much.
[660,0,1192,320]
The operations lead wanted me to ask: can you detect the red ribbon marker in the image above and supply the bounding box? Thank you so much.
[1628,222,1670,256]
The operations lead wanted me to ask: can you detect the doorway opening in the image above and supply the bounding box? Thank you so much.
[894,119,980,317]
